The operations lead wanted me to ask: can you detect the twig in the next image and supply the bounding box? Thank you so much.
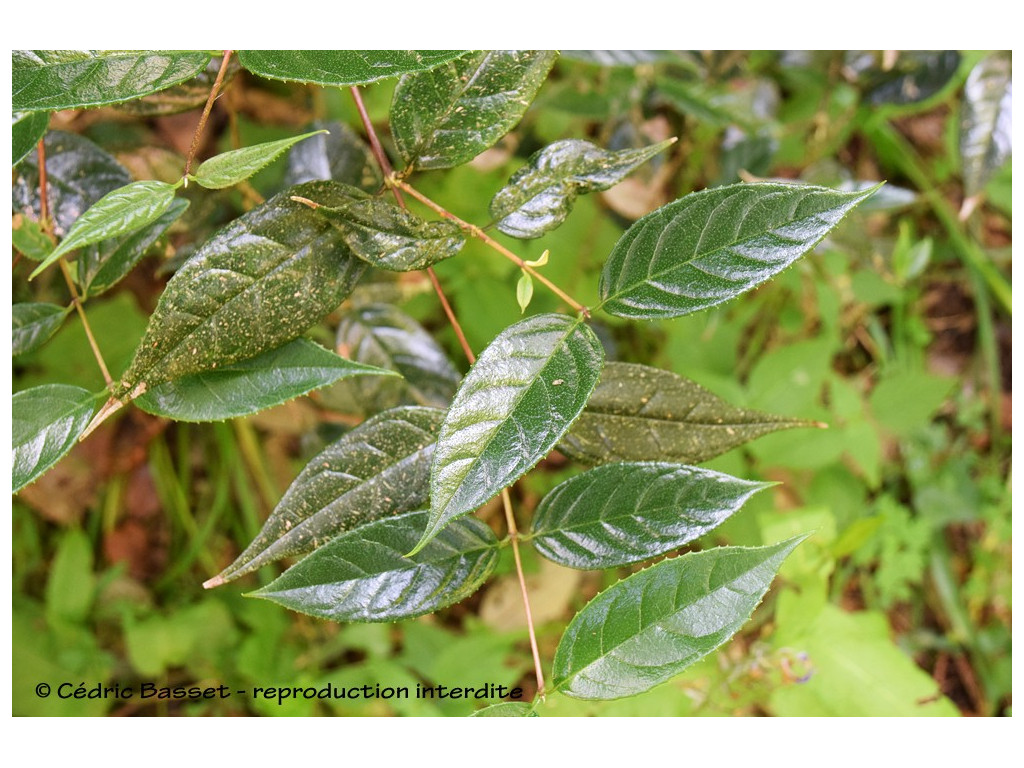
[501,488,546,698]
[184,50,233,179]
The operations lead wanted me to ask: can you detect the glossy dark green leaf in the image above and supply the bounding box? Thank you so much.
[209,407,445,585]
[13,111,49,167]
[250,510,498,622]
[12,384,96,493]
[113,181,366,403]
[960,52,1012,198]
[598,182,878,319]
[12,303,70,356]
[113,56,235,117]
[11,215,53,262]
[192,130,327,190]
[135,338,396,422]
[77,197,188,298]
[333,303,461,410]
[469,702,538,717]
[12,50,211,111]
[559,362,811,465]
[490,138,674,239]
[309,188,465,271]
[552,537,804,700]
[860,50,961,106]
[237,50,470,86]
[530,462,771,569]
[415,313,604,554]
[391,50,557,170]
[13,131,132,237]
[30,180,179,278]
[283,121,381,191]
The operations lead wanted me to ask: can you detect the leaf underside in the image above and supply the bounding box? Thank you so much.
[251,510,499,622]
[598,182,878,319]
[237,50,470,87]
[960,52,1012,198]
[552,537,804,700]
[559,362,812,465]
[12,384,96,493]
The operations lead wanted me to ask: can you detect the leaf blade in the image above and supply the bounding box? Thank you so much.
[12,303,71,356]
[237,50,470,86]
[530,462,771,569]
[960,52,1012,198]
[250,510,498,622]
[552,537,805,700]
[12,384,96,493]
[598,182,878,319]
[417,313,604,553]
[13,111,49,167]
[192,130,327,190]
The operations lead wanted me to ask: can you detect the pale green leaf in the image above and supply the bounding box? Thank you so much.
[559,362,812,465]
[960,52,1012,198]
[530,462,771,569]
[45,529,95,626]
[210,407,445,585]
[237,50,470,86]
[12,215,54,262]
[250,510,498,622]
[113,181,366,402]
[13,111,49,167]
[469,702,538,717]
[416,313,604,554]
[516,273,534,313]
[552,537,804,700]
[491,138,674,239]
[135,338,397,422]
[12,50,211,111]
[392,50,557,170]
[598,182,878,319]
[12,303,70,356]
[192,130,327,190]
[13,384,96,493]
[31,180,178,278]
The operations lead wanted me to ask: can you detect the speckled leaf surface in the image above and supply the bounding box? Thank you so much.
[334,303,461,410]
[192,130,326,189]
[77,197,188,298]
[13,50,211,111]
[13,131,132,237]
[250,510,498,622]
[391,50,557,170]
[212,407,445,584]
[598,182,878,319]
[135,338,396,422]
[415,313,603,554]
[237,50,470,86]
[13,111,49,167]
[559,362,811,465]
[960,52,1012,198]
[12,303,70,356]
[13,384,96,493]
[31,180,178,278]
[113,181,366,401]
[530,463,771,569]
[490,139,674,239]
[553,537,804,700]
[312,188,465,271]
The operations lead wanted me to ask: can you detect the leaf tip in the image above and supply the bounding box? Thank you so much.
[202,574,227,590]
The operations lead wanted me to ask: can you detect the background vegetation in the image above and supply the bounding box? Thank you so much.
[12,50,1011,716]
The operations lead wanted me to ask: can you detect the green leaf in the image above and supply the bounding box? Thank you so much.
[960,52,1012,198]
[391,50,557,170]
[237,50,470,86]
[12,50,211,111]
[30,180,179,278]
[562,51,677,67]
[530,462,771,570]
[598,182,878,319]
[283,121,381,191]
[469,702,538,717]
[12,215,54,261]
[416,313,604,554]
[12,384,96,493]
[491,138,674,239]
[861,50,961,107]
[45,529,95,626]
[13,111,49,167]
[250,511,499,622]
[113,181,367,402]
[333,304,461,411]
[869,369,955,436]
[12,303,70,356]
[135,338,397,422]
[309,188,465,271]
[77,197,188,299]
[210,407,445,585]
[552,537,804,700]
[192,130,327,190]
[559,362,812,465]
[13,131,133,237]
[516,273,534,313]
